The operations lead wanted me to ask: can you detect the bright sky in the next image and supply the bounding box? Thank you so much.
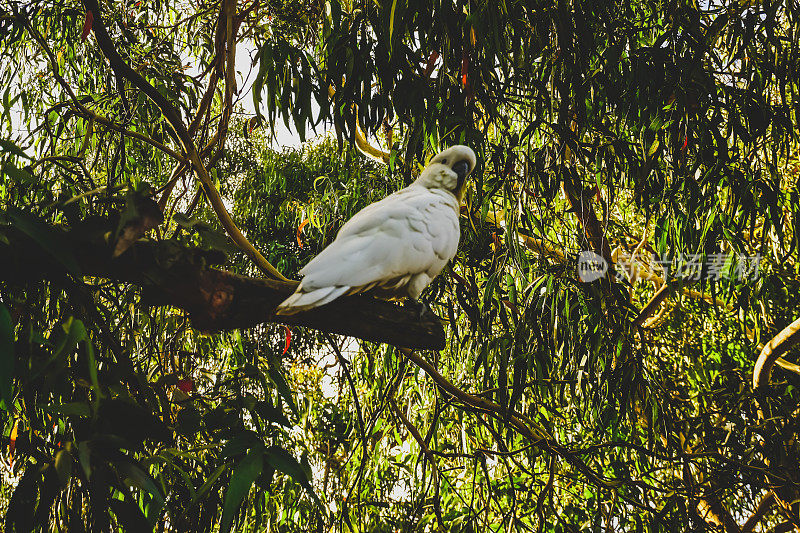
[232,40,322,149]
[6,38,317,150]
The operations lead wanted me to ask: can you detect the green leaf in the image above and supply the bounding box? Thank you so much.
[2,163,35,183]
[266,354,298,417]
[389,0,398,43]
[196,226,240,255]
[67,319,101,408]
[647,139,660,157]
[221,445,264,533]
[43,401,91,418]
[173,212,206,229]
[54,449,73,486]
[264,445,322,509]
[192,464,227,505]
[5,465,39,531]
[115,460,165,525]
[34,317,87,378]
[109,498,152,532]
[221,431,261,459]
[0,139,30,159]
[0,304,14,410]
[252,42,274,121]
[255,401,291,427]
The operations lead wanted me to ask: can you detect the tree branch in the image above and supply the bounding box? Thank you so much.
[82,0,287,281]
[741,492,774,533]
[753,316,800,389]
[561,179,613,265]
[397,348,622,489]
[632,279,693,328]
[327,85,392,164]
[0,223,445,350]
[696,493,742,533]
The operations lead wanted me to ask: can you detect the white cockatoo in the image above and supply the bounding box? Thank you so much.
[276,145,476,315]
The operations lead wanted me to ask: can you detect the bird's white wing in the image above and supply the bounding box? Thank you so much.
[298,187,459,293]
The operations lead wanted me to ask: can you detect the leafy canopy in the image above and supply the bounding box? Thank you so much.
[1,0,800,531]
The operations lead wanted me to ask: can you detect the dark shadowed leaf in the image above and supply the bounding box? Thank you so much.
[3,207,80,275]
[220,444,264,533]
[264,445,322,509]
[0,139,30,159]
[0,303,14,410]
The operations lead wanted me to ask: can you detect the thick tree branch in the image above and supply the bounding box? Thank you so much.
[0,223,445,350]
[696,494,742,533]
[561,179,613,266]
[633,279,693,328]
[753,316,800,389]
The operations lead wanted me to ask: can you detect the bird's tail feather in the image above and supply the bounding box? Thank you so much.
[275,286,351,315]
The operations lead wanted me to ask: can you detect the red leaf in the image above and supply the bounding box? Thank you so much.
[460,52,469,89]
[681,135,688,151]
[8,419,18,462]
[282,326,291,356]
[81,10,94,41]
[423,51,440,78]
[296,218,310,248]
[177,379,194,393]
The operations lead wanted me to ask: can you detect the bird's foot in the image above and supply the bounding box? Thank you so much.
[404,299,430,320]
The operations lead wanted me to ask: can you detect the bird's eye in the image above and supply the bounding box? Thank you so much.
[440,158,448,165]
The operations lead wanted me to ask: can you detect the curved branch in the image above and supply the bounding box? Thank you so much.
[354,121,391,163]
[753,316,800,389]
[696,494,742,533]
[24,21,186,163]
[82,0,287,281]
[398,348,621,489]
[77,108,186,162]
[561,172,613,268]
[633,282,677,327]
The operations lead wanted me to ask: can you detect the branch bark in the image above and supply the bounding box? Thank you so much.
[753,316,800,389]
[561,179,613,267]
[0,223,445,350]
[696,494,742,533]
[632,279,693,328]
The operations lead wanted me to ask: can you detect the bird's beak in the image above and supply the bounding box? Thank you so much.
[452,160,471,191]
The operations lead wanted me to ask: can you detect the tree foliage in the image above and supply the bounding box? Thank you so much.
[1,0,800,531]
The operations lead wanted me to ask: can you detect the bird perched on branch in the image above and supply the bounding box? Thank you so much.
[276,145,476,315]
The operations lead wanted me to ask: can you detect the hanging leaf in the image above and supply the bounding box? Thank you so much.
[0,139,30,159]
[220,444,264,533]
[281,325,292,355]
[3,163,36,184]
[266,352,298,417]
[81,10,94,41]
[264,445,323,510]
